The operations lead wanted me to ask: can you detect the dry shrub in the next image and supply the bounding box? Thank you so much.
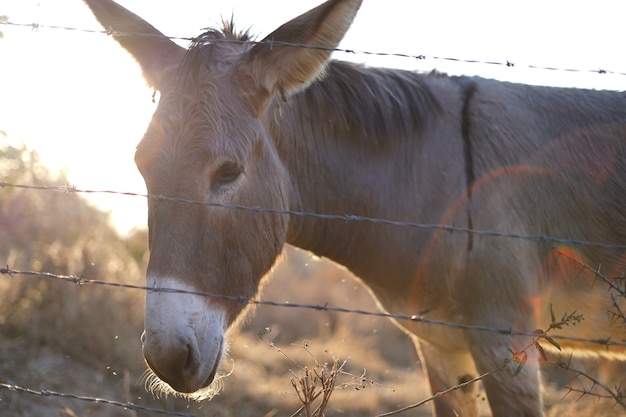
[220,328,429,417]
[230,249,432,416]
[0,145,147,363]
[0,144,150,416]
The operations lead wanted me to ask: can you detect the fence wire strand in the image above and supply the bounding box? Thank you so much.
[2,181,626,251]
[2,267,625,349]
[2,20,626,78]
[0,382,197,417]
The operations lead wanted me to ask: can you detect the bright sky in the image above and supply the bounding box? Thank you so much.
[1,0,625,234]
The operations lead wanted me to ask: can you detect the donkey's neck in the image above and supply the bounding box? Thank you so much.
[279,122,420,289]
[267,62,461,298]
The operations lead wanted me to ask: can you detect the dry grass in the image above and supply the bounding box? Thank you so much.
[2,251,626,416]
[1,241,625,417]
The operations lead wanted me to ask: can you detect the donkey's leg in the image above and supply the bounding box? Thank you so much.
[467,332,543,417]
[415,336,480,417]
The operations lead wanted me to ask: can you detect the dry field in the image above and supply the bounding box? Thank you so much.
[2,248,625,417]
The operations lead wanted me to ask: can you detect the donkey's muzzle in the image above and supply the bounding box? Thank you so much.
[142,276,227,395]
[142,328,223,393]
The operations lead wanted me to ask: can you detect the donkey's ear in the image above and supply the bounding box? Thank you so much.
[83,0,185,89]
[241,0,362,109]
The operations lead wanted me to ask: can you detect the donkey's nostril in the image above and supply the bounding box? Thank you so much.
[142,333,201,393]
[184,344,196,373]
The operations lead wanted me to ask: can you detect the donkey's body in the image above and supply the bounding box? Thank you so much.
[84,1,626,416]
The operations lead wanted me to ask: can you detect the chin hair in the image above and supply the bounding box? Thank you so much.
[140,358,234,402]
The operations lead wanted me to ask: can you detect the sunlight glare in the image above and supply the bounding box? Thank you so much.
[1,0,625,234]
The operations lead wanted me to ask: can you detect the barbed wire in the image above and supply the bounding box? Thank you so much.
[0,382,197,417]
[2,20,625,78]
[2,267,625,349]
[2,181,626,251]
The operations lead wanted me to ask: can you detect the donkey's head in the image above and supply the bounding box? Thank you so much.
[84,0,361,398]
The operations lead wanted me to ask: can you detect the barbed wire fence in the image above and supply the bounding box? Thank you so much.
[1,182,625,416]
[1,16,626,417]
[2,19,626,79]
[1,267,625,415]
[0,264,624,348]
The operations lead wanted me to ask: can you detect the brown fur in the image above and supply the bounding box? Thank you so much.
[84,0,626,416]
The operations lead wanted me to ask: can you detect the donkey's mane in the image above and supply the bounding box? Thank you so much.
[286,60,443,147]
[183,22,443,147]
[193,19,253,44]
[177,21,253,82]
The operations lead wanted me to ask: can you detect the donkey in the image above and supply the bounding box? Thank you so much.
[83,0,626,416]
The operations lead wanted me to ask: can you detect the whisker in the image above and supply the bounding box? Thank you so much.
[139,358,235,402]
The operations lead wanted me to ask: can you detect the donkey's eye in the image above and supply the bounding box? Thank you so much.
[213,161,243,185]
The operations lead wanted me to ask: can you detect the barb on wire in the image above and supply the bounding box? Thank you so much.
[553,357,626,409]
[557,248,626,297]
[556,249,626,327]
[2,266,626,350]
[0,382,196,417]
[2,181,626,251]
[1,20,625,78]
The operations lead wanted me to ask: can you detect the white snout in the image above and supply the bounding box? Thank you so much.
[142,276,226,395]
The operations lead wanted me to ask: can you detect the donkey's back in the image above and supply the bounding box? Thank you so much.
[449,76,626,348]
